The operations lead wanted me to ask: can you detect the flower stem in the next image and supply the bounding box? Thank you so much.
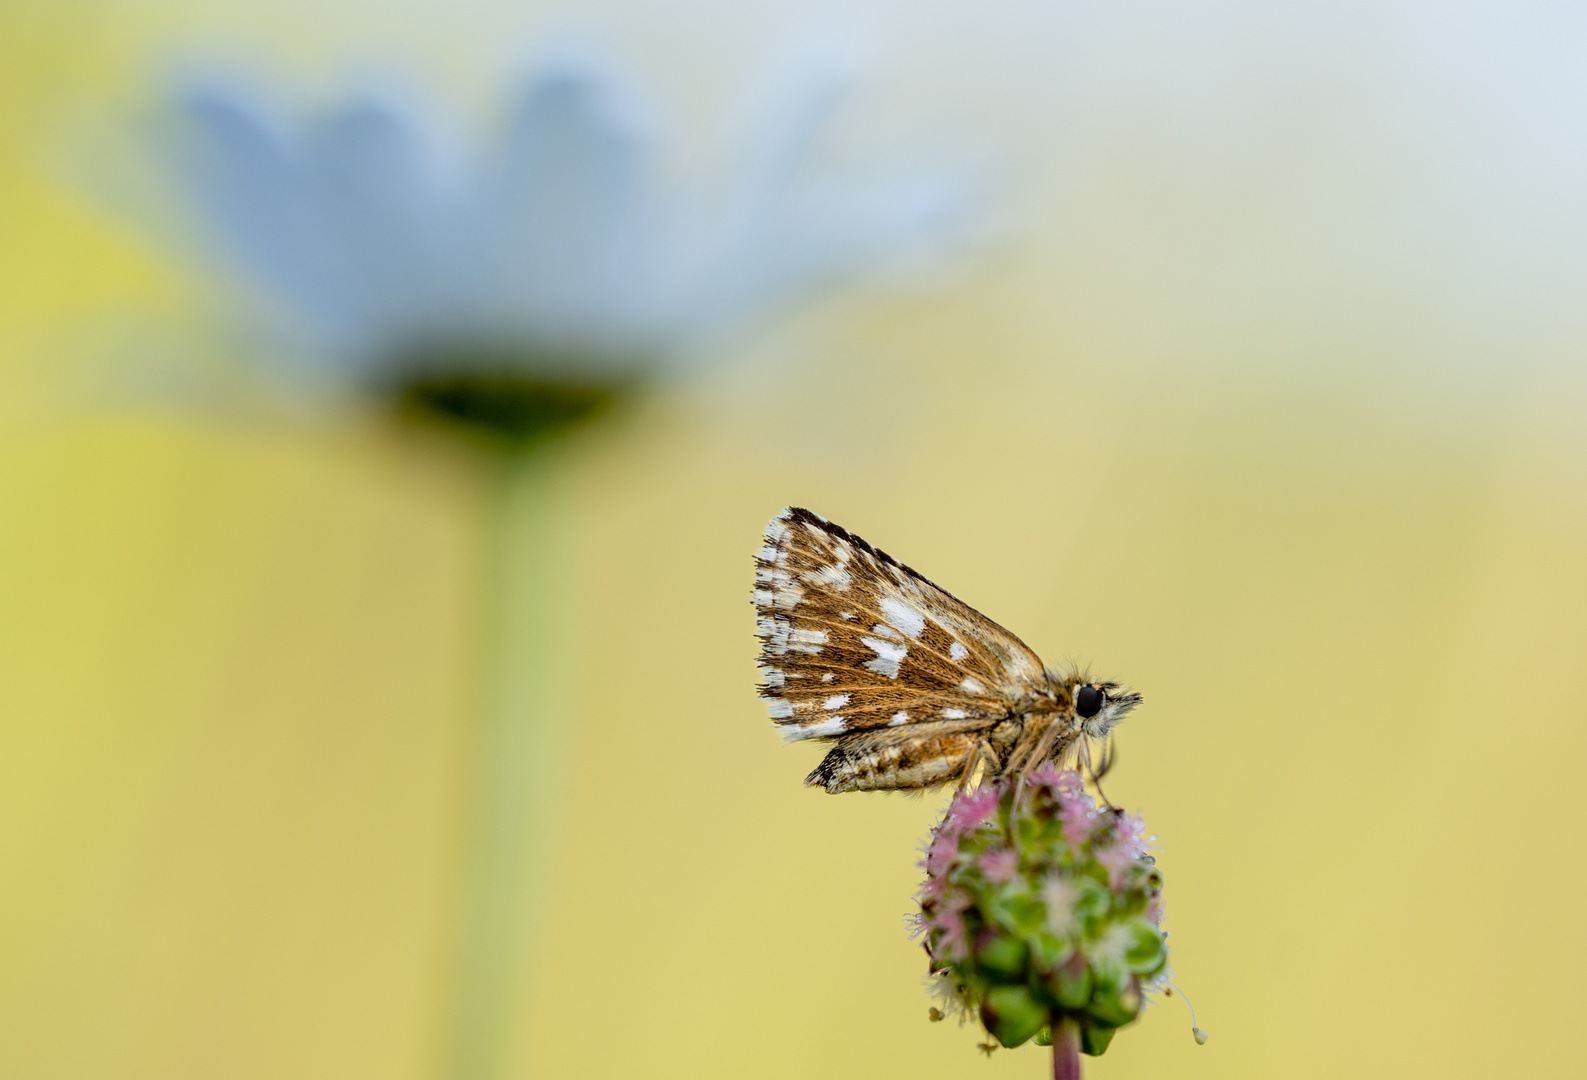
[439,451,566,1080]
[1053,1020,1082,1080]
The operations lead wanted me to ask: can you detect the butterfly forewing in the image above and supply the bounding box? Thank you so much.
[753,507,1051,751]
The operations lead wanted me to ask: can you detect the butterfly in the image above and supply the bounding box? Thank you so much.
[753,507,1141,793]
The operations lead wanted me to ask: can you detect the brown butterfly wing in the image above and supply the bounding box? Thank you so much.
[753,507,1053,788]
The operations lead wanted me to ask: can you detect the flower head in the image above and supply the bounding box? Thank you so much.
[916,772,1168,1060]
[159,51,975,446]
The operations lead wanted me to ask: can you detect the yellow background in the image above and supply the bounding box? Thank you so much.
[4,3,1585,1078]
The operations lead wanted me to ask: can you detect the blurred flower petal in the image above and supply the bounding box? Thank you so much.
[159,49,982,393]
[172,86,358,353]
[303,97,456,364]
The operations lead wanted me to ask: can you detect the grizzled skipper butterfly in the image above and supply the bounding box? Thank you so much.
[753,507,1140,793]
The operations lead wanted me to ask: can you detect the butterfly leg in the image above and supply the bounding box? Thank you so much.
[998,721,1039,780]
[957,739,1001,791]
[998,721,1059,811]
[1081,738,1119,811]
[1095,738,1115,781]
[1012,719,1064,779]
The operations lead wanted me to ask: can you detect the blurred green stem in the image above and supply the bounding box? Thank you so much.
[441,450,565,1080]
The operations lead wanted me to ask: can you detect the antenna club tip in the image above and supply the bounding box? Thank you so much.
[1192,1027,1209,1045]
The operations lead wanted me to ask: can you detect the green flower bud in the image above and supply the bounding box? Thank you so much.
[1080,1021,1116,1057]
[1086,976,1142,1028]
[980,985,1048,1049]
[1124,920,1168,975]
[1044,953,1092,1010]
[975,930,1030,981]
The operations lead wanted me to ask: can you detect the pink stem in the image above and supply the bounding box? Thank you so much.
[1052,1020,1081,1080]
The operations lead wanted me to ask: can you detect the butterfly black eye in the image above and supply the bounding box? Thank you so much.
[1076,685,1105,719]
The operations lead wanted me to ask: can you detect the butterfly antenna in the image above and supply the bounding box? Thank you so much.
[1165,980,1209,1045]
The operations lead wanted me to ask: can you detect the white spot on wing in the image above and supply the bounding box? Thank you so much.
[879,597,927,639]
[802,563,852,590]
[759,668,784,687]
[943,708,967,719]
[961,678,985,694]
[949,642,969,663]
[788,628,828,654]
[763,698,794,719]
[783,715,848,741]
[889,711,910,725]
[823,694,850,710]
[756,616,790,655]
[861,636,908,678]
[871,623,903,641]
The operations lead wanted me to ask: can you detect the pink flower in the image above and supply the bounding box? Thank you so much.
[1112,812,1148,856]
[1027,761,1062,789]
[1027,762,1084,794]
[1095,841,1136,890]
[1059,794,1099,848]
[916,871,950,908]
[1095,812,1149,888]
[978,847,1019,884]
[931,908,971,962]
[946,786,1001,836]
[925,832,961,877]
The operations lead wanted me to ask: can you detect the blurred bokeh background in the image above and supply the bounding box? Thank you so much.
[3,2,1586,1078]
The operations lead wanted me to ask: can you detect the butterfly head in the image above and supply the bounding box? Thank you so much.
[1066,676,1142,740]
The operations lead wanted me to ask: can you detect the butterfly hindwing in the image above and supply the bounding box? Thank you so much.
[753,507,1051,747]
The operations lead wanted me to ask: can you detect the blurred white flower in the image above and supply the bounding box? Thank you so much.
[162,51,976,407]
